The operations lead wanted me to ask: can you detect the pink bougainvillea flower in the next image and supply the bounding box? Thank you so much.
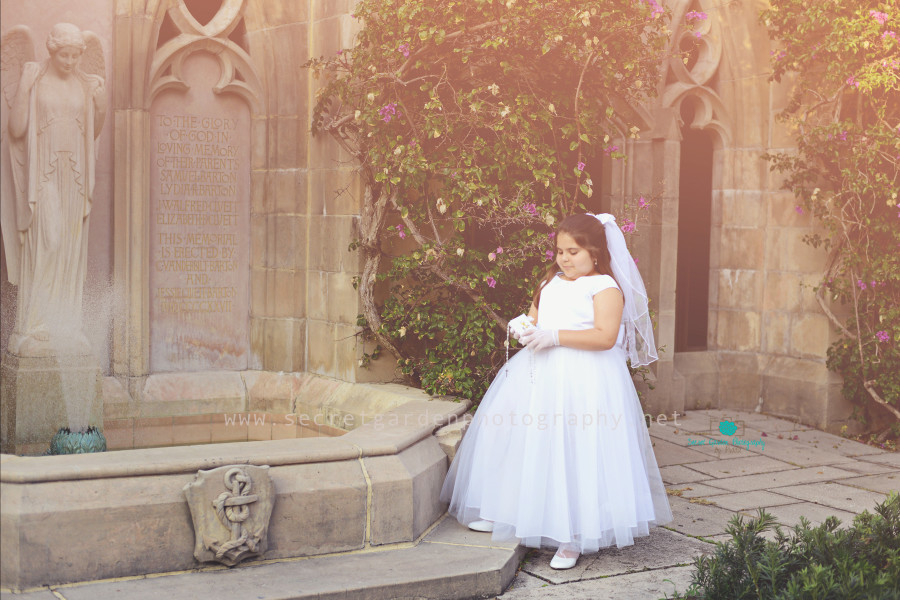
[548,232,556,239]
[883,31,898,40]
[795,206,803,214]
[876,330,890,342]
[685,10,708,22]
[857,279,867,290]
[839,131,848,141]
[633,257,640,264]
[620,219,636,233]
[486,276,497,288]
[496,246,504,254]
[379,102,399,123]
[488,252,497,262]
[577,161,586,171]
[524,203,537,216]
[603,145,620,156]
[545,249,555,261]
[870,10,889,25]
[638,196,649,209]
[397,223,406,239]
[846,76,860,89]
[398,42,410,57]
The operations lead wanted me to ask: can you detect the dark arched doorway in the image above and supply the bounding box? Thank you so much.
[675,118,714,352]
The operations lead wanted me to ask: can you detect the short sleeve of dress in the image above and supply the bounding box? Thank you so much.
[586,274,619,297]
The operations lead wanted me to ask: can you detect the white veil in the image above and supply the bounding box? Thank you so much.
[587,213,658,367]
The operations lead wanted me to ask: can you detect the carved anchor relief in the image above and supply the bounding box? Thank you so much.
[183,464,274,566]
[211,467,260,561]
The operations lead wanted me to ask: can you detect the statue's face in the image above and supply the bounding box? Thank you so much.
[50,46,83,77]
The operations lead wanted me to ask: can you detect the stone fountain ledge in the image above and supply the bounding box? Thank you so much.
[0,398,468,483]
[1,382,472,591]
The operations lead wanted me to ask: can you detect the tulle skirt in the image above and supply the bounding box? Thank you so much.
[440,344,673,553]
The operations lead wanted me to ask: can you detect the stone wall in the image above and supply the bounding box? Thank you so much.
[0,0,393,424]
[106,0,385,404]
[306,1,368,380]
[631,0,853,433]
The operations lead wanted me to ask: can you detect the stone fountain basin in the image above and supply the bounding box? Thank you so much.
[0,376,468,591]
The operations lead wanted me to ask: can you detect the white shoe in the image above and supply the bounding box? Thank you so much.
[468,519,494,532]
[550,548,579,570]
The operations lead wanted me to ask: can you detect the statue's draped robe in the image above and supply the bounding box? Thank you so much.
[4,61,97,349]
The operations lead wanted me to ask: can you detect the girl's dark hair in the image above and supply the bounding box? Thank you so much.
[531,214,617,308]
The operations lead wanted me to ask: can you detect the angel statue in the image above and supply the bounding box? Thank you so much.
[1,23,106,356]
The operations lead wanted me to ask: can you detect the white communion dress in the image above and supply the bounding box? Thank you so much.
[440,273,673,552]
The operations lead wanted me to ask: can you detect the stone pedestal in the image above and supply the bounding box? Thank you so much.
[0,352,103,455]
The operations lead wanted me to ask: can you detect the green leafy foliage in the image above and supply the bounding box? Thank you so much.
[761,0,900,427]
[305,0,673,399]
[670,493,900,600]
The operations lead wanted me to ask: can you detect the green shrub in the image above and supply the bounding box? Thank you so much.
[669,493,900,600]
[761,0,900,429]
[305,0,674,399]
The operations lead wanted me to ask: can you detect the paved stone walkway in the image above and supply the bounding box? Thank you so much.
[496,409,899,599]
[1,409,896,599]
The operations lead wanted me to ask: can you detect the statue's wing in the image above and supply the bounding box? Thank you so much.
[1,25,35,108]
[80,31,105,81]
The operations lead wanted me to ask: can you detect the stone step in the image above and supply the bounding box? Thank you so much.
[2,517,525,600]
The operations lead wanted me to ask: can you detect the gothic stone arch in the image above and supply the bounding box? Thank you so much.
[629,0,847,431]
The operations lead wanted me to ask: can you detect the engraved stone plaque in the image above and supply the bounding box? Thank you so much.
[149,51,250,371]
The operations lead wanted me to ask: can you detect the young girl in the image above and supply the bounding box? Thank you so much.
[440,213,672,570]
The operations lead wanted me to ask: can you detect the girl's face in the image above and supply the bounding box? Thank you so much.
[556,232,597,280]
[50,46,82,77]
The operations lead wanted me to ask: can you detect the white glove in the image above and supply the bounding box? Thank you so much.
[520,327,559,351]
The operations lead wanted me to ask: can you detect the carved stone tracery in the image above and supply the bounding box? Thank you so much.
[149,0,261,110]
[661,0,730,142]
